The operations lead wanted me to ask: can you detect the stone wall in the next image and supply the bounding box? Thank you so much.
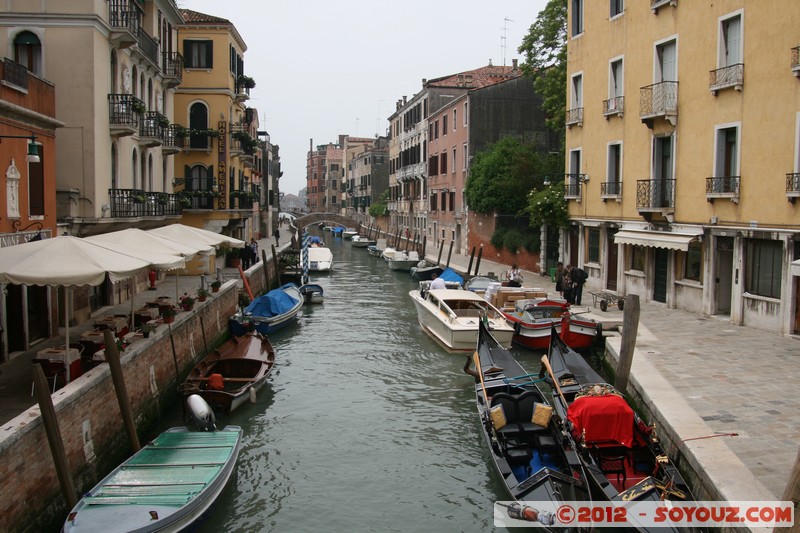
[0,281,238,531]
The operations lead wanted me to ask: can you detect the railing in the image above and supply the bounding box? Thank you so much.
[108,93,144,126]
[636,179,675,209]
[139,111,166,141]
[162,52,184,82]
[705,176,740,196]
[709,63,744,92]
[136,27,159,67]
[175,177,217,210]
[188,132,214,150]
[602,96,624,116]
[787,173,800,194]
[2,58,28,91]
[108,0,140,34]
[601,181,622,197]
[563,175,584,199]
[566,107,584,126]
[235,83,251,99]
[109,189,181,217]
[640,81,678,118]
[163,124,185,151]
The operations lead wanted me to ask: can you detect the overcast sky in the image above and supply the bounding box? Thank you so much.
[180,0,549,196]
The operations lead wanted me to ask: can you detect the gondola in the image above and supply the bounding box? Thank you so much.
[542,328,704,531]
[467,320,590,529]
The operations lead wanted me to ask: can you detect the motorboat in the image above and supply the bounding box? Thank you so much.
[179,332,275,414]
[385,249,421,272]
[410,260,443,281]
[307,246,333,272]
[229,283,303,336]
[63,395,242,533]
[351,235,376,248]
[342,228,358,239]
[299,283,324,304]
[409,286,514,352]
[367,238,387,257]
[503,298,600,350]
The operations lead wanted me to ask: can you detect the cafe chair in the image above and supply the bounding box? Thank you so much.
[30,359,67,396]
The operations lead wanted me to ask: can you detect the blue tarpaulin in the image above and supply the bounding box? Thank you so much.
[439,267,464,285]
[245,283,299,317]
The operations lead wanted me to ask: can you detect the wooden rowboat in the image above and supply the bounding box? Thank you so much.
[180,332,275,414]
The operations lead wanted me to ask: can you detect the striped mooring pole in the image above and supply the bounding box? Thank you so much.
[301,230,309,285]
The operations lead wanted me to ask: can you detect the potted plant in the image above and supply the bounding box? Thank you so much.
[131,99,146,114]
[180,294,195,311]
[237,74,256,89]
[132,194,146,204]
[140,323,157,338]
[197,288,210,302]
[210,279,222,293]
[161,306,176,324]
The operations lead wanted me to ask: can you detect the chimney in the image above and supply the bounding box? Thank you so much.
[512,58,518,71]
[422,78,427,86]
[403,96,407,105]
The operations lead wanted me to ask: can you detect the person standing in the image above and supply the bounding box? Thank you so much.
[555,262,565,298]
[562,267,574,304]
[569,264,588,305]
[250,238,259,264]
[273,227,280,246]
[240,243,253,270]
[506,264,523,288]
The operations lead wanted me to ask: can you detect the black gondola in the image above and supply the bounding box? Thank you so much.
[542,327,705,532]
[469,319,591,530]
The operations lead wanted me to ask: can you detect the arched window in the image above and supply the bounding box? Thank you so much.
[189,102,209,149]
[13,31,41,75]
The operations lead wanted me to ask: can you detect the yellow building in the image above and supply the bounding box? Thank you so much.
[174,9,260,258]
[564,0,800,334]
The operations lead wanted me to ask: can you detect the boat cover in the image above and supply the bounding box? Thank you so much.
[246,284,299,317]
[439,267,464,285]
[567,394,634,447]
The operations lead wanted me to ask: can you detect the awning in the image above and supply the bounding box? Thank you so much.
[613,230,702,251]
[792,259,800,277]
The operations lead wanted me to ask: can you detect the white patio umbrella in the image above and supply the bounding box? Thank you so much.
[149,223,245,249]
[0,235,157,366]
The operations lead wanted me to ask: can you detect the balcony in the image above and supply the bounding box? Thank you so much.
[651,0,677,14]
[709,63,744,95]
[108,94,144,137]
[705,176,740,203]
[108,0,141,48]
[636,179,675,215]
[2,58,28,91]
[792,47,800,77]
[787,173,800,202]
[602,96,624,118]
[135,27,159,69]
[174,177,217,210]
[139,111,166,147]
[234,83,250,103]
[162,52,184,87]
[640,81,678,127]
[108,189,181,218]
[186,130,216,151]
[601,181,622,201]
[564,174,586,201]
[566,107,584,127]
[162,124,185,155]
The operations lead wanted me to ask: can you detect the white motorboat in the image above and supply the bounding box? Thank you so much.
[385,249,420,271]
[308,246,333,272]
[409,287,514,352]
[351,235,376,248]
[342,228,358,239]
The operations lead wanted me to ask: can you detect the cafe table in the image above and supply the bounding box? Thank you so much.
[93,315,129,335]
[36,346,82,383]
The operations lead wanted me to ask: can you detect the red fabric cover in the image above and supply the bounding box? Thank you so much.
[568,394,634,447]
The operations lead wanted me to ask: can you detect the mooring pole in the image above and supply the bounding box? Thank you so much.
[474,245,483,276]
[445,240,454,269]
[33,365,78,508]
[615,294,640,394]
[466,246,476,276]
[103,328,140,453]
[421,236,427,258]
[437,239,444,265]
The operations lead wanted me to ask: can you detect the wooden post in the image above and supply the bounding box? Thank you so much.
[103,328,140,453]
[474,245,483,276]
[446,240,454,269]
[421,236,427,258]
[615,294,640,394]
[466,246,476,276]
[437,239,444,265]
[261,249,271,289]
[33,364,78,508]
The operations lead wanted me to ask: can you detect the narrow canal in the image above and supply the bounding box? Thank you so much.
[162,229,547,532]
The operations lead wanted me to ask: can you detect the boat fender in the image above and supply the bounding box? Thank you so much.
[249,386,257,404]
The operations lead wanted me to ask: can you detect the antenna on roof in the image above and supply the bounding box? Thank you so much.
[502,17,514,66]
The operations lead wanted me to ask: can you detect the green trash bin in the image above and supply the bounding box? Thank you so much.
[549,267,556,282]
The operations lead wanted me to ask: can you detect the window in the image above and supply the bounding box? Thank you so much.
[450,191,455,212]
[184,40,213,69]
[13,31,42,75]
[610,0,623,18]
[452,148,457,173]
[682,241,702,282]
[656,39,677,83]
[714,125,739,178]
[28,143,44,216]
[188,102,209,149]
[430,192,437,211]
[745,239,782,298]
[608,58,623,111]
[571,73,583,110]
[453,109,457,131]
[571,0,584,37]
[719,14,742,67]
[434,120,439,139]
[607,142,622,188]
[440,190,447,211]
[630,245,645,271]
[587,228,600,263]
[463,143,468,170]
[440,152,447,174]
[463,102,468,125]
[443,114,448,134]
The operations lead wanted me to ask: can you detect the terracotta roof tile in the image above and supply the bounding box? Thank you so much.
[426,64,521,90]
[179,9,232,25]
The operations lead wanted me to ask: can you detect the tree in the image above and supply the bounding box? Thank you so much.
[518,0,567,135]
[465,137,544,215]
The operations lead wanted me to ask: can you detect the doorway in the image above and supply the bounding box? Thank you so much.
[606,229,618,291]
[653,248,668,303]
[715,237,734,315]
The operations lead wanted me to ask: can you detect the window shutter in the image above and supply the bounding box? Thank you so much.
[207,165,214,178]
[184,165,191,177]
[182,40,192,68]
[205,41,213,68]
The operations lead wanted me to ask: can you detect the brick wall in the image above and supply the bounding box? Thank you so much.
[468,212,542,274]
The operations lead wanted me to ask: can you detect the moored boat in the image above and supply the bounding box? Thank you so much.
[385,249,420,271]
[468,320,590,529]
[409,286,514,352]
[179,332,275,414]
[299,283,324,304]
[504,298,601,350]
[63,396,242,533]
[350,235,376,248]
[307,246,333,272]
[342,228,358,239]
[410,260,443,281]
[229,283,303,336]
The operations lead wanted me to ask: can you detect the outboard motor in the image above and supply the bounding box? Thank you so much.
[186,394,217,432]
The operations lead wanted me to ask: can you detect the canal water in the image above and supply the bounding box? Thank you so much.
[164,230,548,532]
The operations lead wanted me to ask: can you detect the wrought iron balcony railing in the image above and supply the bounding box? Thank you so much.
[640,81,678,121]
[2,58,28,91]
[602,96,624,117]
[175,177,217,209]
[636,179,675,210]
[109,189,181,217]
[108,0,140,46]
[601,181,622,198]
[162,52,184,86]
[705,176,740,198]
[108,94,144,132]
[787,173,800,194]
[136,27,159,67]
[566,107,584,126]
[163,124,185,153]
[709,63,744,94]
[139,111,166,145]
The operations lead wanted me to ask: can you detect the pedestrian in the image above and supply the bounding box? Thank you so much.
[273,227,280,246]
[562,267,574,304]
[506,264,523,288]
[250,238,259,263]
[570,264,588,305]
[240,244,253,270]
[555,262,565,298]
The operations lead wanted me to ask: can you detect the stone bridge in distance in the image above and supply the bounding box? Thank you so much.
[291,212,360,230]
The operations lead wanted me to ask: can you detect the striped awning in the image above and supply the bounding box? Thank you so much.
[613,230,702,251]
